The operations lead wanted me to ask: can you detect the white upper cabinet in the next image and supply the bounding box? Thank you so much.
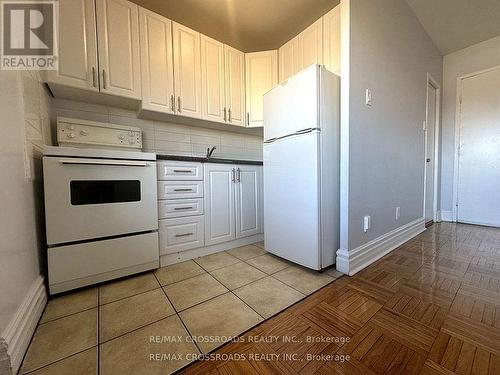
[235,166,262,238]
[278,37,299,83]
[298,18,323,70]
[224,46,246,127]
[96,0,141,99]
[139,8,174,113]
[323,6,341,74]
[47,0,98,91]
[245,50,278,128]
[172,22,202,119]
[201,35,226,123]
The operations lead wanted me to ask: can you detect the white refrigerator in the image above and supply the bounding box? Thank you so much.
[263,65,340,270]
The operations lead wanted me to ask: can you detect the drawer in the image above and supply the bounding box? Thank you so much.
[158,198,204,219]
[159,216,204,255]
[158,181,203,199]
[157,161,203,181]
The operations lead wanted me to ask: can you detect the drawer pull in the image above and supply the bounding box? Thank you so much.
[174,206,194,210]
[173,188,193,192]
[173,169,193,173]
[175,232,193,238]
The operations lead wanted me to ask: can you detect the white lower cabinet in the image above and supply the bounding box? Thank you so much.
[205,163,262,246]
[159,216,205,255]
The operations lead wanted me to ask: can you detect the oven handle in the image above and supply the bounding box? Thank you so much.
[58,158,152,167]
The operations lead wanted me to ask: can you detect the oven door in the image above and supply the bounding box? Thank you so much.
[43,157,158,245]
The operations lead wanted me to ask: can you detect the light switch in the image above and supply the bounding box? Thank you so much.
[363,215,371,232]
[365,89,372,106]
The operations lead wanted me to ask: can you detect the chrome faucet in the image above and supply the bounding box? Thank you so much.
[206,146,217,159]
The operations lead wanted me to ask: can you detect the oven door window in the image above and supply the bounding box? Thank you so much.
[70,180,141,205]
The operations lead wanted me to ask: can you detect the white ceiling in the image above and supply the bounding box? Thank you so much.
[131,0,340,52]
[406,0,500,54]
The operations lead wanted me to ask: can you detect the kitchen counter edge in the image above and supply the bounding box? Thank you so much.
[156,155,263,166]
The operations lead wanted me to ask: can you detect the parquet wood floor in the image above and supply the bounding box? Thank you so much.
[180,223,500,374]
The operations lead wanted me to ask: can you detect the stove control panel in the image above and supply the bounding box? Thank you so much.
[57,117,142,150]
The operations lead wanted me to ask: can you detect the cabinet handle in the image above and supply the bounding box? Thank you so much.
[246,112,250,126]
[92,67,97,88]
[102,70,107,89]
[223,107,227,121]
[173,169,192,173]
[228,108,231,122]
[174,206,194,211]
[237,168,241,182]
[175,233,193,238]
[173,188,193,192]
[231,168,235,183]
[177,96,181,112]
[170,95,175,112]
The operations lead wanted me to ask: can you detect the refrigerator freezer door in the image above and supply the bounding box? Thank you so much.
[263,131,321,269]
[263,65,319,141]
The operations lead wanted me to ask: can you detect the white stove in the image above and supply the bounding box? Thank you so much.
[43,118,159,294]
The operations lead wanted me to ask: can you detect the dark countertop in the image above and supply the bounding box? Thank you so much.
[156,154,263,166]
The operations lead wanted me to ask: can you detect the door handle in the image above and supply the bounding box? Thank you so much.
[177,96,181,112]
[58,158,150,167]
[102,70,106,89]
[223,107,227,121]
[170,95,175,112]
[236,168,241,182]
[247,112,250,126]
[232,168,235,183]
[92,67,97,88]
[228,108,231,122]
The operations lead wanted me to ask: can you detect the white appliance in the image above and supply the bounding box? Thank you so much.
[43,118,159,294]
[263,65,340,270]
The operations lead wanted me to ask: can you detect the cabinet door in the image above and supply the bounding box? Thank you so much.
[298,18,323,70]
[46,0,98,91]
[201,35,225,123]
[204,164,235,245]
[172,22,202,118]
[235,166,262,239]
[139,8,174,113]
[225,45,246,127]
[245,50,278,128]
[278,37,299,83]
[323,6,341,74]
[96,0,141,99]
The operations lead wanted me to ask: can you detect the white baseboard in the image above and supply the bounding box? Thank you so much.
[160,234,264,267]
[439,210,454,222]
[1,276,47,375]
[336,218,425,276]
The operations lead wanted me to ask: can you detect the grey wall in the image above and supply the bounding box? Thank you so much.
[347,0,442,250]
[0,71,50,335]
[440,35,500,215]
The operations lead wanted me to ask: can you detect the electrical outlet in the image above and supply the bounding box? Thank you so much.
[363,215,371,232]
[395,207,401,220]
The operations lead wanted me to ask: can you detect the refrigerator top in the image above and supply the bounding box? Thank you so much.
[264,65,329,142]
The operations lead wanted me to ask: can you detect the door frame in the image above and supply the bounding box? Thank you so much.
[423,73,441,223]
[452,64,500,222]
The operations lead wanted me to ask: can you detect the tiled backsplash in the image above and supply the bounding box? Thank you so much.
[50,99,263,161]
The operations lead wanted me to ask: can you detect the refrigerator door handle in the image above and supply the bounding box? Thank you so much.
[264,128,320,144]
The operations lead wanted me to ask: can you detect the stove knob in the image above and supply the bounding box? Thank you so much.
[80,130,88,136]
[118,134,125,140]
[67,132,75,139]
[67,125,75,130]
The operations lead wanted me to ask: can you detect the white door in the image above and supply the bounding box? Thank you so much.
[47,0,99,91]
[322,6,340,74]
[225,45,246,126]
[201,35,226,123]
[263,65,319,141]
[298,18,323,70]
[96,0,141,99]
[424,82,438,223]
[172,22,202,118]
[204,164,236,245]
[278,37,299,83]
[264,131,320,269]
[245,50,278,128]
[457,67,500,227]
[235,165,261,238]
[139,8,174,113]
